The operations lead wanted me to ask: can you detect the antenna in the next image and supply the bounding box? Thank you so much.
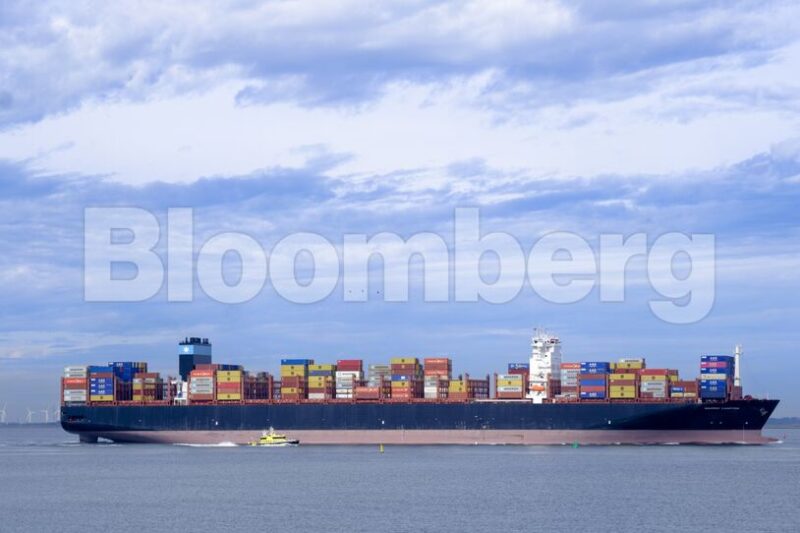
[734,344,742,389]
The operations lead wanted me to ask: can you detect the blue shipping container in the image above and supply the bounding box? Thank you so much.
[281,359,313,366]
[700,379,728,387]
[580,392,606,399]
[508,363,529,370]
[700,355,734,362]
[581,362,610,367]
[671,387,685,392]
[580,368,610,374]
[701,366,732,373]
[391,375,411,381]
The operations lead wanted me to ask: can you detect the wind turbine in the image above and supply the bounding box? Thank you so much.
[40,408,50,424]
[26,408,34,423]
[51,406,61,423]
[0,404,7,424]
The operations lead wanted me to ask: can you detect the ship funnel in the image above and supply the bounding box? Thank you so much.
[734,344,742,388]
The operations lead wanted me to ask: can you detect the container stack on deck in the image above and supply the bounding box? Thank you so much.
[670,380,698,399]
[308,364,336,400]
[496,367,526,399]
[336,360,363,399]
[280,359,311,401]
[700,355,734,400]
[578,362,610,400]
[559,363,580,398]
[609,372,638,399]
[365,363,391,398]
[63,366,88,404]
[640,369,671,399]
[62,347,742,406]
[243,372,273,401]
[216,369,243,401]
[188,367,215,402]
[89,366,115,403]
[390,358,422,399]
[423,358,451,399]
[133,373,163,402]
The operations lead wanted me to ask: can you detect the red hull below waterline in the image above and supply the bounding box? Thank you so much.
[78,429,778,446]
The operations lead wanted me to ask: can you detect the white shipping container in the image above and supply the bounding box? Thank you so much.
[497,374,523,381]
[700,373,728,380]
[308,393,329,400]
[497,386,523,392]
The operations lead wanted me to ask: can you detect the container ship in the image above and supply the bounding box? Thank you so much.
[60,331,779,445]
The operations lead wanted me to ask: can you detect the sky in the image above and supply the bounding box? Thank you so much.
[1,0,799,420]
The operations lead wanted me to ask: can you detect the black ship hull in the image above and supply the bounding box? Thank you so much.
[61,399,780,445]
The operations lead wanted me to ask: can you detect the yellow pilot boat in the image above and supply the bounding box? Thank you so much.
[249,428,299,447]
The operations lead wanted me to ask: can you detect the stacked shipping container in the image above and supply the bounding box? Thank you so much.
[390,358,422,399]
[423,358,451,399]
[281,359,312,401]
[336,359,363,399]
[308,364,335,400]
[579,362,610,400]
[700,355,734,399]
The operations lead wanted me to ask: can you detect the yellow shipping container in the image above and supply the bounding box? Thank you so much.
[217,370,242,382]
[281,368,307,377]
[217,393,242,401]
[307,376,332,386]
[640,375,668,381]
[391,381,412,388]
[281,364,307,372]
[610,390,637,399]
[616,362,644,370]
[308,364,335,372]
[390,357,418,365]
[609,386,636,393]
[281,387,302,394]
[90,395,114,402]
[497,379,523,387]
[609,373,637,381]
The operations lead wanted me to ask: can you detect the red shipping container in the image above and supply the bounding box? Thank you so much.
[578,374,608,381]
[191,370,215,377]
[89,372,114,378]
[579,385,606,393]
[561,363,581,369]
[63,378,87,388]
[336,359,363,370]
[640,369,670,375]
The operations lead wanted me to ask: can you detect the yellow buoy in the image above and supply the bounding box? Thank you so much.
[379,443,384,453]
